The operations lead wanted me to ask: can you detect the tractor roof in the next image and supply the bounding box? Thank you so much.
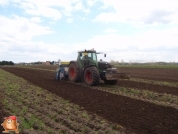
[78,49,96,53]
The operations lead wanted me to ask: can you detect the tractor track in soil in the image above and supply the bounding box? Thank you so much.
[1,67,178,134]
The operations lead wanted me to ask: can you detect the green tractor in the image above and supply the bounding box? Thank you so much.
[65,49,130,86]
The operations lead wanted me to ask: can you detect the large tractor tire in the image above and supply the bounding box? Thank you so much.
[84,67,100,86]
[68,63,81,82]
[104,80,117,85]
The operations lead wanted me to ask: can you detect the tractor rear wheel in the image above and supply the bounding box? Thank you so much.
[104,80,117,85]
[84,67,100,86]
[68,63,81,82]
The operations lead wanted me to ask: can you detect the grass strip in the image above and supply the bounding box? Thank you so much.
[130,78,178,88]
[66,81,178,110]
[98,84,178,109]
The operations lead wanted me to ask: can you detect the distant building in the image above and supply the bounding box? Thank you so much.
[46,61,50,65]
[41,62,46,65]
[18,62,25,65]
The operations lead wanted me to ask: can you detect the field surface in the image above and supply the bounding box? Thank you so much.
[0,68,129,134]
[17,65,178,82]
[1,66,178,134]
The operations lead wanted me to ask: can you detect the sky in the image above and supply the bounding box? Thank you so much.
[0,0,178,63]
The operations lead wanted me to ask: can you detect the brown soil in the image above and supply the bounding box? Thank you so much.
[18,65,178,82]
[1,67,178,134]
[17,65,58,70]
[118,80,178,96]
[118,67,178,82]
[18,65,178,95]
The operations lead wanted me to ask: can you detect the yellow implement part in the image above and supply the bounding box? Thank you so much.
[61,61,70,64]
[61,62,69,65]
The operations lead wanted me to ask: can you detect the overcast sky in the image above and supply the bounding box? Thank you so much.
[0,0,178,63]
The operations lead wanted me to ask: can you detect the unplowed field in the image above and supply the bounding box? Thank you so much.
[1,66,178,134]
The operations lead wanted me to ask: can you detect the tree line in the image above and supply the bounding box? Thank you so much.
[0,60,14,65]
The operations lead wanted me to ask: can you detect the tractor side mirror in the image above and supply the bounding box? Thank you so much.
[104,54,106,57]
[80,53,82,57]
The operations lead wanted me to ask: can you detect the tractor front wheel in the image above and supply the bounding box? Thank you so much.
[84,67,100,86]
[68,63,81,82]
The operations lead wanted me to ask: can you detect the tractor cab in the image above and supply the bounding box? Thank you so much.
[77,50,98,68]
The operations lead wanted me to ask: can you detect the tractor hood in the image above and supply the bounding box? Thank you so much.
[98,61,113,70]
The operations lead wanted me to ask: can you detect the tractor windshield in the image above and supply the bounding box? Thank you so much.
[88,52,97,61]
[79,52,97,61]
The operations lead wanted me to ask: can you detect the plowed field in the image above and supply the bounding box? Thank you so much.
[119,67,178,82]
[18,65,178,82]
[1,66,178,134]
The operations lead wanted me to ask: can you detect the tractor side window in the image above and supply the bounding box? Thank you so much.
[92,53,97,61]
[86,53,93,60]
[88,53,92,58]
[78,53,82,60]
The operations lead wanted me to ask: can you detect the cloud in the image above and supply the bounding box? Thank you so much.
[144,10,175,24]
[0,0,9,5]
[104,28,118,33]
[26,7,62,20]
[2,0,178,24]
[5,0,90,20]
[66,18,73,23]
[0,15,53,42]
[30,17,42,23]
[1,26,178,62]
[71,27,178,62]
[19,1,62,20]
[87,0,98,7]
[94,12,121,23]
[0,14,77,62]
[0,38,78,62]
[0,15,55,62]
[1,0,178,63]
[73,1,83,10]
[94,0,178,24]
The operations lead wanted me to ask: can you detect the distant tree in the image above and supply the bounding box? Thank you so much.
[50,61,54,65]
[9,61,14,65]
[0,60,14,65]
